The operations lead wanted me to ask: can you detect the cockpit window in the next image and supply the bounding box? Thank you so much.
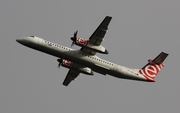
[30,36,35,38]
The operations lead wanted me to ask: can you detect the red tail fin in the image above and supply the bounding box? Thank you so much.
[139,52,168,82]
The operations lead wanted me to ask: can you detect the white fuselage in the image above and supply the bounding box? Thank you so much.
[17,36,148,82]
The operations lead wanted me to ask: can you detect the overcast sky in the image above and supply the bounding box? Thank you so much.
[0,0,180,113]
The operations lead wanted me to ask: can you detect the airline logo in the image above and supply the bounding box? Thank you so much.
[62,59,74,68]
[139,63,164,81]
[76,38,88,46]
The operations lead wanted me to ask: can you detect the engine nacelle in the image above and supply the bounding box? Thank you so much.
[62,59,74,68]
[74,37,108,54]
[57,59,74,68]
[75,37,89,46]
[86,43,108,54]
[78,67,94,75]
[57,59,93,75]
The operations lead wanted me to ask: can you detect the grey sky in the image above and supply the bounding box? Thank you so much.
[0,0,180,113]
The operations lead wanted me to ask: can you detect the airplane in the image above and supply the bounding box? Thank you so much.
[16,16,169,86]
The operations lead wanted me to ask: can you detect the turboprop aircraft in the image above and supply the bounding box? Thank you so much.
[16,16,168,86]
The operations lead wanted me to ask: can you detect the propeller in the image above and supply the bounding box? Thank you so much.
[70,30,78,47]
[57,59,63,68]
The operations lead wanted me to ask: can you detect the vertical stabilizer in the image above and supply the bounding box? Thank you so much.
[139,52,168,82]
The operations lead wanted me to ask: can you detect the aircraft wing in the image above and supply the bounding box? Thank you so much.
[88,16,112,45]
[63,69,80,86]
[81,16,112,55]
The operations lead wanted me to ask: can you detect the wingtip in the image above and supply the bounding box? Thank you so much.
[62,83,68,86]
[162,52,169,56]
[106,16,112,19]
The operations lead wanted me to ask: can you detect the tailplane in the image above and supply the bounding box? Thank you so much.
[139,52,169,82]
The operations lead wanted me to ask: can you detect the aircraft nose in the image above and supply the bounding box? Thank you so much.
[16,39,23,44]
[16,39,21,43]
[16,38,26,45]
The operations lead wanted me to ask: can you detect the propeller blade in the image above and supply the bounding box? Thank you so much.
[71,41,75,47]
[74,30,78,38]
[70,30,78,47]
[57,59,62,69]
